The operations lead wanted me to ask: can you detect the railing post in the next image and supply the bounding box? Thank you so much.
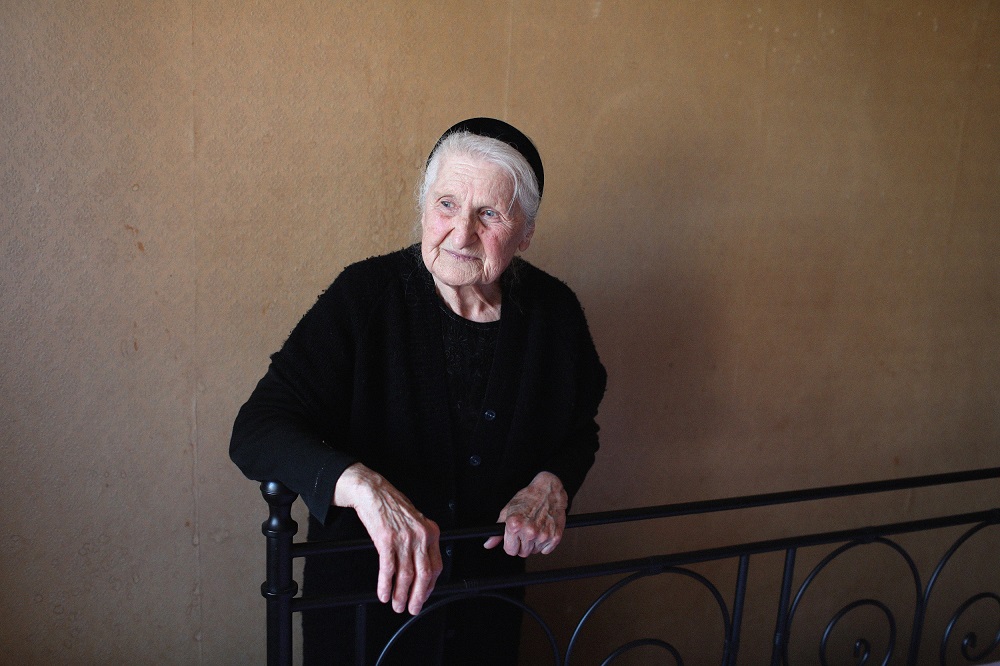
[724,554,750,666]
[261,481,299,666]
[770,547,797,666]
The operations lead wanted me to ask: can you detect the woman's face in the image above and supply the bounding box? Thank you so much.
[420,153,533,290]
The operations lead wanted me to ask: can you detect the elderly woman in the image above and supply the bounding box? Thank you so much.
[231,118,606,664]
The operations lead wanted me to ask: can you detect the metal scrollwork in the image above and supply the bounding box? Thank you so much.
[258,470,1000,666]
[923,522,1000,665]
[600,638,684,665]
[566,566,731,666]
[939,592,1000,665]
[784,538,921,666]
[375,591,560,666]
[818,598,896,666]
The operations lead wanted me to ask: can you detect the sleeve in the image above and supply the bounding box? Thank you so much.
[540,312,607,506]
[229,276,360,523]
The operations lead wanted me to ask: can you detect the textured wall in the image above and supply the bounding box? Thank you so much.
[1,1,998,663]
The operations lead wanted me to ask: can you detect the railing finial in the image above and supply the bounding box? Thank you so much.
[260,481,299,666]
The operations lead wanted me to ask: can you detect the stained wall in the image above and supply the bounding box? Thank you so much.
[1,1,998,663]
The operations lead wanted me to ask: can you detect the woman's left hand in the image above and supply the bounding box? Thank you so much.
[484,471,568,557]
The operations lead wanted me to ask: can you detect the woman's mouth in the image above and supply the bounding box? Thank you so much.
[445,249,478,262]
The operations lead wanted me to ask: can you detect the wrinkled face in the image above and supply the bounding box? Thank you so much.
[420,154,534,290]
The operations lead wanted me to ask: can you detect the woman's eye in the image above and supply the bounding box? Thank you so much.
[481,209,497,220]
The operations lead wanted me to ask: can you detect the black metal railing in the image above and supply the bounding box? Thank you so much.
[259,466,1000,665]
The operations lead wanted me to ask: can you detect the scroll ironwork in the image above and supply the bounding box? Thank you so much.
[258,466,1000,665]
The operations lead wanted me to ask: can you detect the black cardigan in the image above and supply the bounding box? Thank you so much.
[230,246,607,536]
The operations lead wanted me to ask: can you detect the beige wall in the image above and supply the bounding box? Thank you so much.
[2,1,998,663]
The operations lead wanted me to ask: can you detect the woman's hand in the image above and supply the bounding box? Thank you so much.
[484,471,568,557]
[334,463,443,615]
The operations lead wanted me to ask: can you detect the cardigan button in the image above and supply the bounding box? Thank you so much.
[448,500,456,512]
[468,455,482,467]
[483,409,496,421]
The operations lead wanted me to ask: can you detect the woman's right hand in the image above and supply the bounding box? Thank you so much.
[333,463,443,615]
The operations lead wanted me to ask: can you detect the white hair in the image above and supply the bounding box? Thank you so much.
[418,131,541,226]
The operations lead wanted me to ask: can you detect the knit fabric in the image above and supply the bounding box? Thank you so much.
[231,244,606,530]
[230,245,606,663]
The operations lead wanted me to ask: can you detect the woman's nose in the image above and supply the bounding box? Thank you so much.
[451,214,477,247]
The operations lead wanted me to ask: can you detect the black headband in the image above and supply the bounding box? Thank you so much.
[429,117,544,197]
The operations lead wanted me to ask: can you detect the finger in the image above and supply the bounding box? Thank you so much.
[485,507,510,549]
[506,524,539,558]
[540,532,561,555]
[391,545,415,614]
[503,523,521,557]
[518,534,534,558]
[407,540,442,615]
[376,546,395,605]
[514,522,538,558]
